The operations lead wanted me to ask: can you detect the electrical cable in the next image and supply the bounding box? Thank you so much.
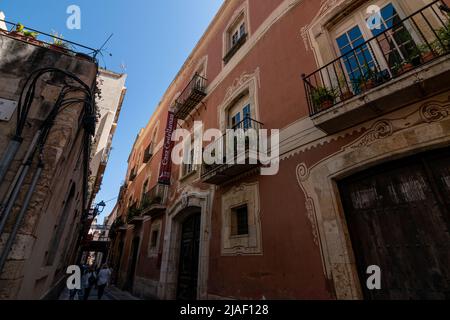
[0,67,98,274]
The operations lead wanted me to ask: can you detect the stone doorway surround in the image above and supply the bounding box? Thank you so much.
[158,190,212,300]
[296,96,450,299]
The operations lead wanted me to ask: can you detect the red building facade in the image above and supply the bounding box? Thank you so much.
[109,0,450,300]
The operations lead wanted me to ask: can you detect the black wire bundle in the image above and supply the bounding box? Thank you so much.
[15,68,95,138]
[13,67,97,214]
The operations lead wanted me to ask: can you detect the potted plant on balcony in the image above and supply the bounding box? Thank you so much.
[416,43,437,63]
[9,22,25,38]
[338,75,354,101]
[391,59,414,76]
[10,23,39,44]
[434,12,450,52]
[357,62,381,91]
[49,31,70,53]
[311,86,337,112]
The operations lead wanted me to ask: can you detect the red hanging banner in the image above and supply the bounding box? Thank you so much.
[158,111,177,185]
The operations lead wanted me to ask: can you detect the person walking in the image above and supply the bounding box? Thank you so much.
[82,266,97,300]
[96,264,111,300]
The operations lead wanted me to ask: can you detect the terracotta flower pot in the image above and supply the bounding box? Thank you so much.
[50,44,68,54]
[340,91,354,101]
[421,51,436,63]
[320,99,334,110]
[364,79,376,90]
[400,63,414,73]
[9,31,26,40]
[25,37,41,46]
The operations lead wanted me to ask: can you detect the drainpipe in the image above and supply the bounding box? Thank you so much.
[0,130,41,235]
[0,131,40,206]
[0,163,42,275]
[0,163,31,237]
[0,136,23,188]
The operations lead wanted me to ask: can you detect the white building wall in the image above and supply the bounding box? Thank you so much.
[0,12,7,30]
[89,69,127,202]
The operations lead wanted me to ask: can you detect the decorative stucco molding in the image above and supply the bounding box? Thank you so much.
[219,67,261,131]
[295,94,450,300]
[224,67,260,101]
[159,189,213,300]
[221,182,262,256]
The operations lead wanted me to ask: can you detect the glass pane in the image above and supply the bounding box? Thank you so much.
[243,104,251,129]
[337,25,376,89]
[369,2,418,71]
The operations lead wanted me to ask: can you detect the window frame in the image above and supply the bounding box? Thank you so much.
[330,0,427,88]
[227,94,252,130]
[222,2,251,66]
[147,220,161,258]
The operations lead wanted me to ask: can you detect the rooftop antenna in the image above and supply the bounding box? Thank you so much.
[94,33,114,60]
[120,61,127,73]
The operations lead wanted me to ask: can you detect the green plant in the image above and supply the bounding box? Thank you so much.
[311,86,337,110]
[23,30,38,38]
[51,31,70,49]
[15,23,24,33]
[14,23,38,39]
[434,13,450,52]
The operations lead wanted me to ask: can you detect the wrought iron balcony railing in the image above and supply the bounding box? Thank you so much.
[141,184,168,216]
[0,18,98,60]
[174,73,207,120]
[201,117,264,184]
[302,0,450,117]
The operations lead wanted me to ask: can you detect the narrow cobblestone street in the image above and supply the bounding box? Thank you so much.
[59,286,140,301]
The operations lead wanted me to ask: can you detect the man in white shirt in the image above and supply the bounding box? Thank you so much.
[97,264,112,300]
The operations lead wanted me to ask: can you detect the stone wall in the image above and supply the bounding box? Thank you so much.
[0,33,98,299]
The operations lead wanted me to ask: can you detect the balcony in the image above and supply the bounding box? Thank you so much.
[174,73,207,120]
[0,18,97,61]
[127,203,145,225]
[201,118,264,185]
[302,1,450,133]
[141,184,168,217]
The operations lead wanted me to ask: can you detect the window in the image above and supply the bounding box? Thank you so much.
[228,94,252,129]
[141,179,149,205]
[150,230,159,248]
[231,205,249,236]
[230,19,246,48]
[334,2,418,86]
[148,220,161,257]
[231,112,241,128]
[368,3,417,70]
[224,12,248,64]
[182,145,196,177]
[337,25,376,87]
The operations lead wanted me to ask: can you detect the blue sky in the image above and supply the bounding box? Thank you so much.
[0,0,224,221]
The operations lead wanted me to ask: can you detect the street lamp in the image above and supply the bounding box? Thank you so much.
[96,201,106,215]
